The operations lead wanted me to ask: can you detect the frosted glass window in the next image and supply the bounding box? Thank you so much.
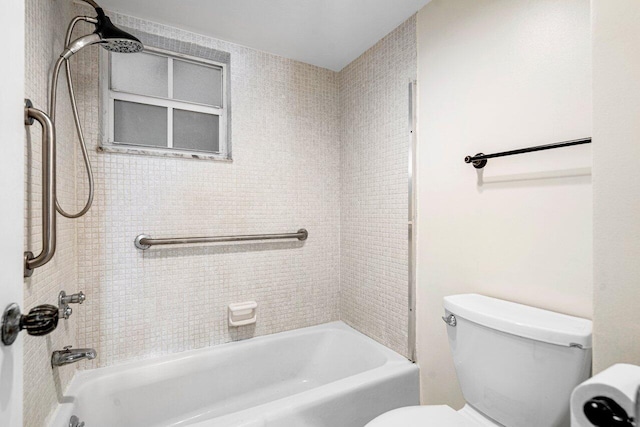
[114,100,167,148]
[104,46,230,158]
[173,60,223,107]
[111,52,168,98]
[173,109,219,153]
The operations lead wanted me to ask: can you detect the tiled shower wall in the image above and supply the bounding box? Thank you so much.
[23,0,80,426]
[23,2,415,424]
[73,10,341,369]
[338,17,416,358]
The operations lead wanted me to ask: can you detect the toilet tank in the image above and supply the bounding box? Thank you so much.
[444,294,592,427]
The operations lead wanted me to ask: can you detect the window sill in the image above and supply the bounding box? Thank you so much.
[98,143,233,162]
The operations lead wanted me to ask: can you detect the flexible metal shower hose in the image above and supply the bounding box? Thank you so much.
[49,16,96,219]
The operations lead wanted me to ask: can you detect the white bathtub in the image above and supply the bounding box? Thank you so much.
[49,322,419,427]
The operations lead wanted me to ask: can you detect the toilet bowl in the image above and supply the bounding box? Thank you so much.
[368,404,499,426]
[367,294,593,427]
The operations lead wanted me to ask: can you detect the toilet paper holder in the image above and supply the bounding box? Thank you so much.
[573,364,640,427]
[584,396,635,426]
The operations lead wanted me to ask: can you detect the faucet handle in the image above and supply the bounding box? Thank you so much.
[63,345,72,351]
[21,304,59,336]
[59,291,85,305]
[1,303,59,345]
[58,291,85,320]
[68,291,85,304]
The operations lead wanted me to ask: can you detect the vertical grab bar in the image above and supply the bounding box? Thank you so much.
[24,99,56,277]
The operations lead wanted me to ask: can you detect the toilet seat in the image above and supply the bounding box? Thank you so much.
[366,405,500,427]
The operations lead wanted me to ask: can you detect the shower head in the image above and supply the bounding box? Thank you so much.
[93,8,144,53]
[61,3,143,59]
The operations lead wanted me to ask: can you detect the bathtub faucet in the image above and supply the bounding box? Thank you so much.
[51,346,97,367]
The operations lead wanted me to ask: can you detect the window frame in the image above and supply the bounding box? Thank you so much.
[100,46,231,160]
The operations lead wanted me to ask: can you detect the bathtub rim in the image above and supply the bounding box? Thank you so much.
[48,321,416,426]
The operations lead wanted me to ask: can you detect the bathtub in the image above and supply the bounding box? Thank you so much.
[49,322,419,427]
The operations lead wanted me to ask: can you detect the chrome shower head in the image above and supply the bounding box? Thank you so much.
[61,2,143,59]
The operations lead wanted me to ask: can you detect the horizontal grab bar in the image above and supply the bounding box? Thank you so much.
[464,137,592,169]
[134,229,308,250]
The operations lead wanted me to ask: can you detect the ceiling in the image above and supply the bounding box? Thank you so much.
[98,0,431,71]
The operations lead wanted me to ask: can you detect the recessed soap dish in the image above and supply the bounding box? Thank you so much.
[228,301,257,327]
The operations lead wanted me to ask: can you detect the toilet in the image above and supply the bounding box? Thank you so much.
[368,294,592,427]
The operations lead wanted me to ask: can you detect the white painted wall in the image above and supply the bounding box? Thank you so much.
[416,0,592,406]
[0,0,24,425]
[592,0,640,373]
[98,0,429,71]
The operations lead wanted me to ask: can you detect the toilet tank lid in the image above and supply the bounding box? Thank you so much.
[443,294,592,348]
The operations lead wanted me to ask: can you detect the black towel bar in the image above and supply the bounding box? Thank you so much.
[464,137,592,169]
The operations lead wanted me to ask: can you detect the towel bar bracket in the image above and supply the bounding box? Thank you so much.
[466,153,487,169]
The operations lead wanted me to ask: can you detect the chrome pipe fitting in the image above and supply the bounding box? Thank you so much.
[58,291,85,319]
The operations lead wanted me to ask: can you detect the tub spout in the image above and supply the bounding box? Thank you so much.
[52,346,96,367]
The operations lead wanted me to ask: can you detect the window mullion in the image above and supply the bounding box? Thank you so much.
[109,97,115,143]
[167,57,174,148]
[168,57,174,99]
[167,107,173,148]
[110,92,221,114]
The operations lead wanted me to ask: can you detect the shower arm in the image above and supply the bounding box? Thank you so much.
[81,0,101,9]
[49,15,98,219]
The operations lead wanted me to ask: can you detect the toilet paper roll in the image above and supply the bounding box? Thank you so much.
[571,364,640,427]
